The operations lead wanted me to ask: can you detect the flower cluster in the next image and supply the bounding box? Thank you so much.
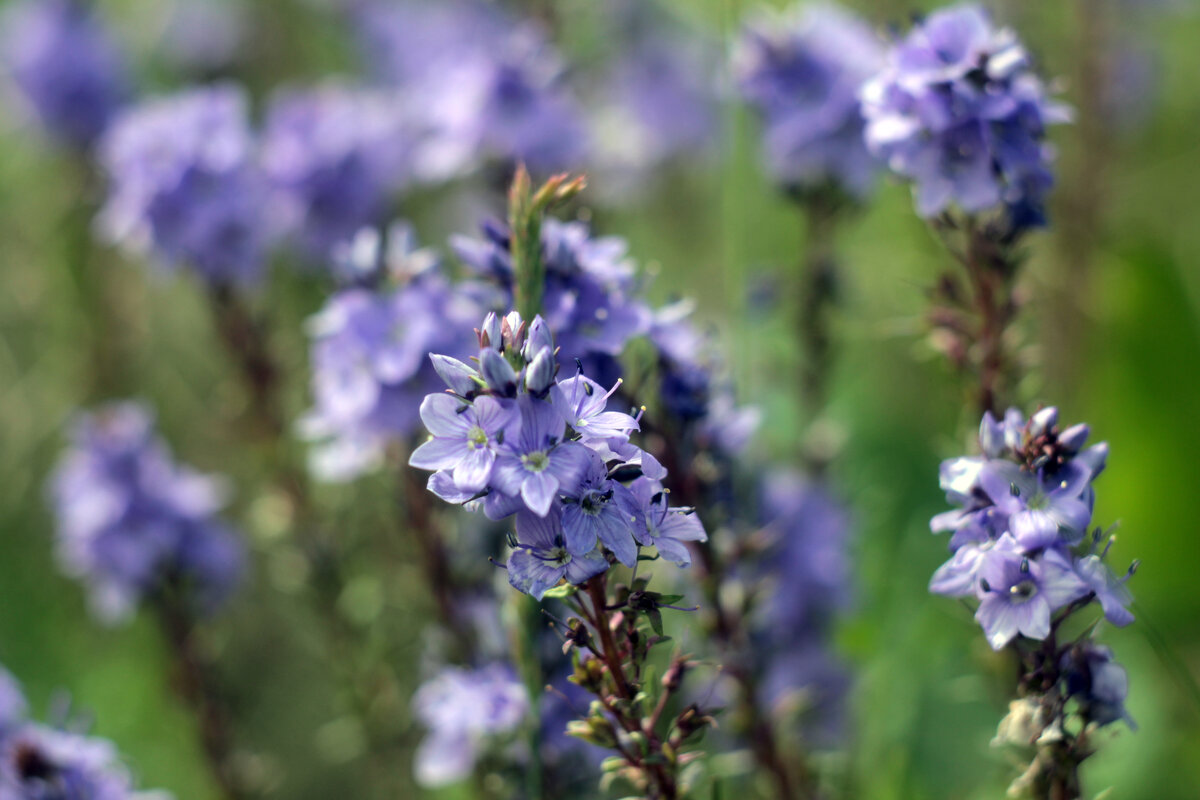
[411,664,528,788]
[262,85,412,261]
[861,4,1069,227]
[408,310,705,599]
[352,0,586,178]
[300,225,481,481]
[97,85,269,285]
[0,666,168,800]
[452,219,650,382]
[753,474,851,740]
[736,3,883,197]
[930,407,1134,725]
[49,402,244,623]
[0,0,128,149]
[649,300,761,457]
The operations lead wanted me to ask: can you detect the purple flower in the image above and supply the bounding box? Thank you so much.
[409,395,521,493]
[974,536,1089,650]
[978,460,1093,550]
[262,85,412,260]
[550,375,639,442]
[0,0,128,148]
[507,509,608,600]
[302,237,480,480]
[931,407,1105,551]
[353,0,587,177]
[624,478,706,566]
[97,85,268,284]
[491,397,590,516]
[646,302,761,456]
[758,474,852,628]
[929,534,1002,597]
[561,453,638,568]
[736,3,884,195]
[412,664,528,787]
[49,402,244,623]
[861,4,1069,226]
[0,723,164,800]
[1059,644,1135,729]
[1074,555,1135,627]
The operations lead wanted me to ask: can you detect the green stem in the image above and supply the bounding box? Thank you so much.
[504,165,584,799]
[797,193,841,474]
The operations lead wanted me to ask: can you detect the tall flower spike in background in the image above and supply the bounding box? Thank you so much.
[351,0,588,180]
[929,408,1135,798]
[863,2,1070,416]
[97,84,268,287]
[0,0,129,150]
[736,1,882,462]
[48,401,247,798]
[49,402,244,623]
[262,85,413,263]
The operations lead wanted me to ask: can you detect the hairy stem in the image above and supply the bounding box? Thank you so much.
[961,220,1018,418]
[657,431,814,800]
[206,281,404,797]
[206,284,283,441]
[581,574,679,800]
[63,157,127,401]
[797,195,840,474]
[154,592,247,800]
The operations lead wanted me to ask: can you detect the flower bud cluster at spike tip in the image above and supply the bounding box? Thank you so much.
[96,85,269,285]
[929,406,1135,728]
[300,224,480,482]
[411,664,528,788]
[735,2,884,197]
[860,4,1070,229]
[451,217,651,378]
[409,311,705,600]
[48,402,245,624]
[0,663,171,800]
[0,0,128,149]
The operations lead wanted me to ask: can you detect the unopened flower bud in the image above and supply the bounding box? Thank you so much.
[501,311,525,352]
[431,354,479,397]
[662,659,689,692]
[523,315,554,360]
[525,347,556,396]
[1057,423,1090,453]
[480,312,502,350]
[479,348,518,397]
[1030,407,1058,438]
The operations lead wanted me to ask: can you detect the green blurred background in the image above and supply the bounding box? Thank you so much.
[0,0,1198,798]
